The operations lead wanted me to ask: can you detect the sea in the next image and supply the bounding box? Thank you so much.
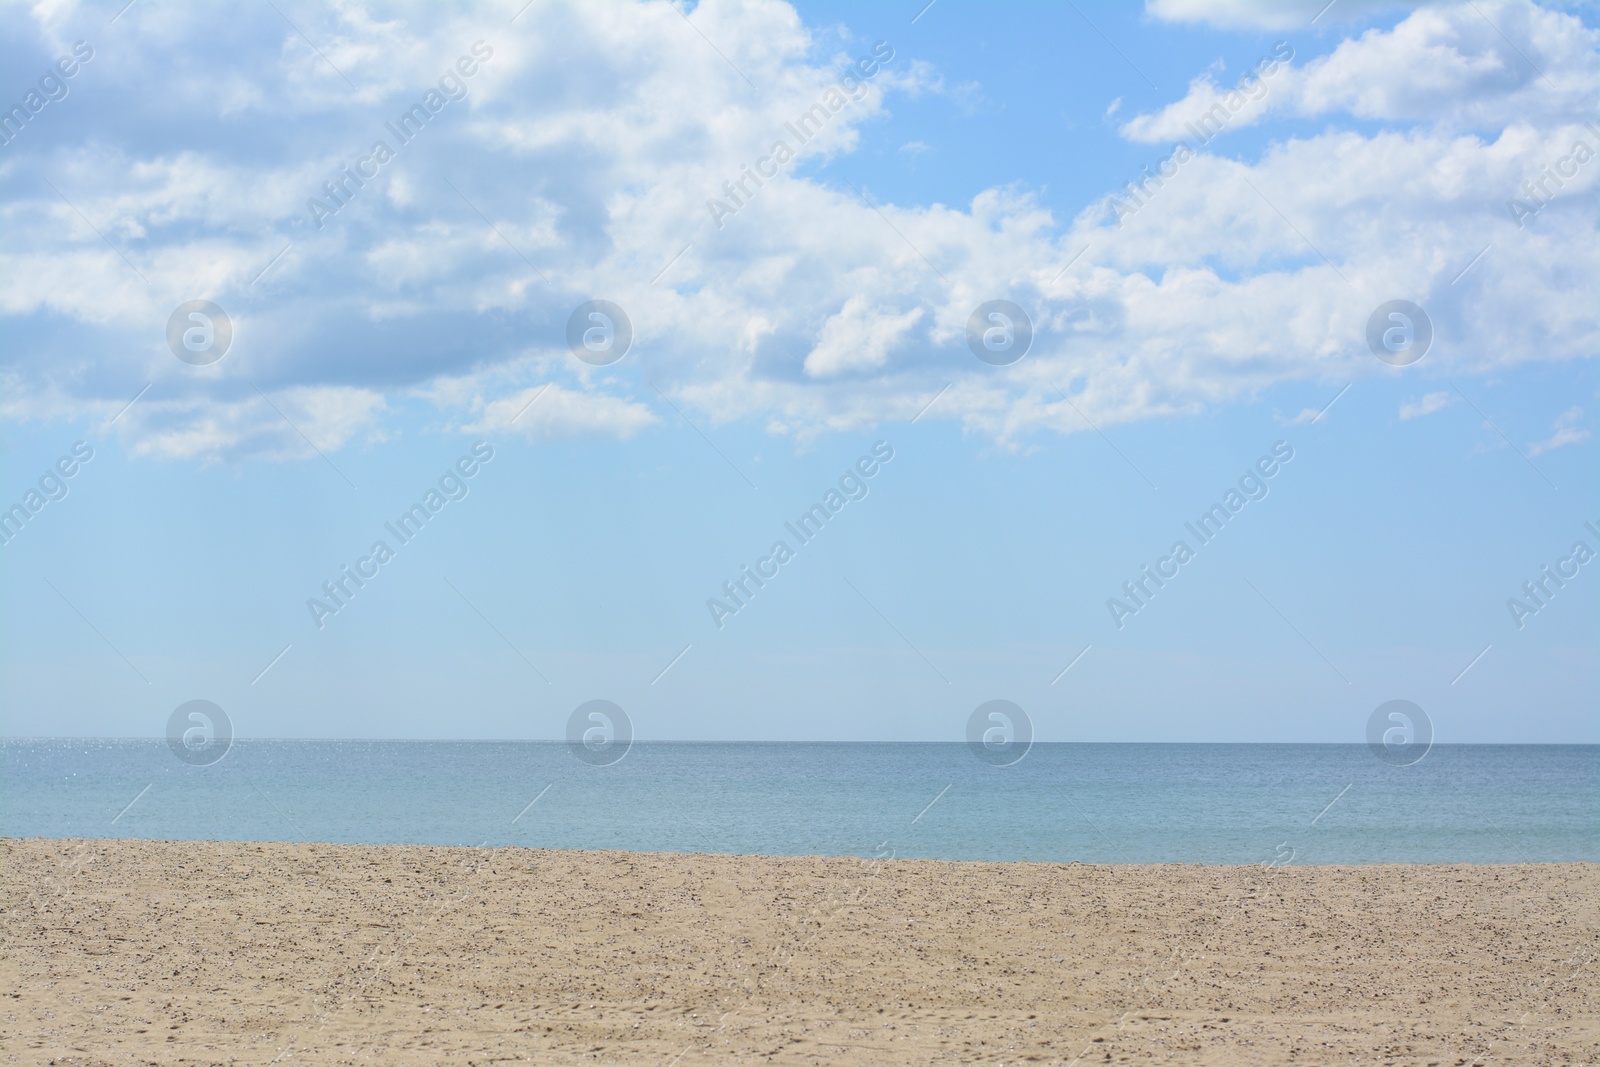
[2,740,1594,864]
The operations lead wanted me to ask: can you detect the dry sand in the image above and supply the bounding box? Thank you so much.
[3,838,1596,1066]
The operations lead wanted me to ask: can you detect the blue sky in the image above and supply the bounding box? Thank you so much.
[1,0,1595,743]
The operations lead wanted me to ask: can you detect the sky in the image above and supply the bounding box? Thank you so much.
[0,0,1595,744]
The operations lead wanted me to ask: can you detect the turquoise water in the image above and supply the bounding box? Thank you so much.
[2,741,1594,864]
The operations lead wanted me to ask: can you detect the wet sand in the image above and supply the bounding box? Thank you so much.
[3,837,1596,1065]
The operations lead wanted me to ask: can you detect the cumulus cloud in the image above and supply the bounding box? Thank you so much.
[0,0,1595,461]
[1117,48,1288,144]
[1124,2,1599,142]
[803,296,925,378]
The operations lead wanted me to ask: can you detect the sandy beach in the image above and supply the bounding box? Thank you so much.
[3,838,1596,1065]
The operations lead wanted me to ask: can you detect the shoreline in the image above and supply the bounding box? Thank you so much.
[6,837,1597,1065]
[7,831,1600,866]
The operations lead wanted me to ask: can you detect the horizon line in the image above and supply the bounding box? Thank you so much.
[4,737,1594,746]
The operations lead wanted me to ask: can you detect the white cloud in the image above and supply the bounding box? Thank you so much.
[1527,406,1590,455]
[1145,0,1424,31]
[1124,3,1599,142]
[1400,390,1454,419]
[0,0,1595,461]
[803,296,925,378]
[470,384,657,442]
[118,386,387,462]
[1118,52,1287,144]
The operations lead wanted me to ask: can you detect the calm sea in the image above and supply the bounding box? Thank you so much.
[2,741,1594,864]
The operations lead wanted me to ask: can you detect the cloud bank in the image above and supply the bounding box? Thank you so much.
[0,0,1594,460]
